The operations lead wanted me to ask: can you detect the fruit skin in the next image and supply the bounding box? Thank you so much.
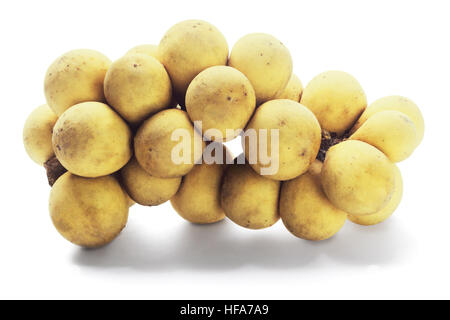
[280,160,347,241]
[126,44,160,59]
[134,109,205,178]
[52,102,132,178]
[159,20,228,102]
[300,70,367,135]
[112,173,135,207]
[242,99,321,181]
[49,172,129,248]
[228,33,293,105]
[104,53,172,125]
[186,66,256,142]
[171,143,233,224]
[221,156,280,229]
[44,49,111,116]
[321,140,396,216]
[350,95,424,146]
[348,165,403,226]
[124,192,136,208]
[23,104,58,165]
[350,110,418,162]
[275,74,303,102]
[120,157,181,206]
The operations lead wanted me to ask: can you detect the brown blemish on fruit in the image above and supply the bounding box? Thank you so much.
[300,148,307,157]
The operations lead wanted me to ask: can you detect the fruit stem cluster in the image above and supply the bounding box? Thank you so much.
[317,130,347,162]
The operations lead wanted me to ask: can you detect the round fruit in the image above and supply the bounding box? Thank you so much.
[280,160,347,240]
[134,109,205,178]
[52,102,132,178]
[44,49,111,116]
[348,165,403,226]
[49,172,129,248]
[171,143,232,224]
[159,19,228,101]
[350,110,418,162]
[104,53,172,125]
[23,104,58,165]
[186,66,256,142]
[300,70,367,135]
[321,140,396,216]
[126,44,159,59]
[351,95,424,146]
[275,74,303,102]
[124,192,136,208]
[120,157,181,206]
[228,33,293,105]
[221,156,280,229]
[242,99,321,181]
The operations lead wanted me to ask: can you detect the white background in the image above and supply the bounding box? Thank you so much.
[0,0,448,299]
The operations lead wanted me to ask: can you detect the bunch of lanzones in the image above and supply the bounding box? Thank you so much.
[23,19,424,249]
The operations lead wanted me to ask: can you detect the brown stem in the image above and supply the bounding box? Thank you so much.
[316,129,352,162]
[44,156,67,186]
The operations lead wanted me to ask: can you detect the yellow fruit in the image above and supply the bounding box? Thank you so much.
[134,109,205,178]
[348,165,403,225]
[104,53,172,125]
[301,70,367,135]
[321,140,396,216]
[228,33,293,105]
[280,160,347,240]
[120,157,181,206]
[350,110,418,162]
[23,104,58,165]
[186,66,256,141]
[221,157,280,229]
[126,44,159,59]
[275,74,303,102]
[171,143,232,224]
[49,172,129,248]
[125,193,136,208]
[52,102,132,178]
[159,20,228,100]
[242,99,321,181]
[112,173,135,207]
[44,49,111,116]
[351,95,424,146]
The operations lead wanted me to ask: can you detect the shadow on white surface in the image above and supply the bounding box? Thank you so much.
[72,217,413,271]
